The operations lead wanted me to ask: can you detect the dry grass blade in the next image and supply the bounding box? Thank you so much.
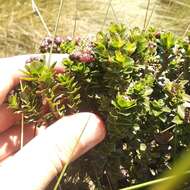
[106,173,113,190]
[20,80,24,149]
[48,0,64,66]
[31,0,51,36]
[145,0,157,30]
[111,4,119,24]
[119,171,190,190]
[152,150,190,190]
[168,0,173,7]
[53,115,91,190]
[101,0,112,31]
[20,113,24,149]
[72,0,78,38]
[183,23,190,38]
[143,0,151,30]
[172,0,190,8]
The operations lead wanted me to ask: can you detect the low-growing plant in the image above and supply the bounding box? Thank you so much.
[7,23,190,189]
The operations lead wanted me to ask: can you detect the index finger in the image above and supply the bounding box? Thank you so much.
[0,54,67,105]
[0,57,24,105]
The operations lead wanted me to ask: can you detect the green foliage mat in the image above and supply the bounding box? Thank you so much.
[8,23,190,189]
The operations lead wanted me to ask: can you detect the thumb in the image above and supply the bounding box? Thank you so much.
[0,112,106,190]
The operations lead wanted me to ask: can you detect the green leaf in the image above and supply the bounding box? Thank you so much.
[145,74,155,86]
[172,115,183,125]
[60,40,76,53]
[134,82,145,93]
[110,36,125,49]
[177,104,185,119]
[25,60,45,76]
[160,32,175,49]
[151,99,165,109]
[113,95,136,110]
[124,42,137,55]
[140,143,147,151]
[159,114,167,123]
[123,56,134,69]
[144,87,153,96]
[115,50,125,63]
[108,23,126,36]
[152,109,163,117]
[8,94,19,109]
[182,94,190,102]
[162,106,171,113]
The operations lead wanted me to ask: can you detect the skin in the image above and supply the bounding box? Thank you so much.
[0,54,106,190]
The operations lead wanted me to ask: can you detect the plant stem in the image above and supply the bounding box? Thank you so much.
[106,173,113,190]
[160,124,175,133]
[72,0,78,39]
[20,113,24,149]
[53,115,91,190]
[20,80,24,149]
[48,0,64,67]
[120,170,190,190]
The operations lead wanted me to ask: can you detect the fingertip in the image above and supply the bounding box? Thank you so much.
[65,112,106,160]
[45,112,106,165]
[67,112,106,141]
[77,112,106,142]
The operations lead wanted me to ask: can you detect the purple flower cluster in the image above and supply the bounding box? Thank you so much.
[40,36,65,53]
[69,49,95,63]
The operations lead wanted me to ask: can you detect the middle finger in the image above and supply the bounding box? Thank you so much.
[0,104,20,134]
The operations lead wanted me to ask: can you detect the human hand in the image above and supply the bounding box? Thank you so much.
[0,54,106,190]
